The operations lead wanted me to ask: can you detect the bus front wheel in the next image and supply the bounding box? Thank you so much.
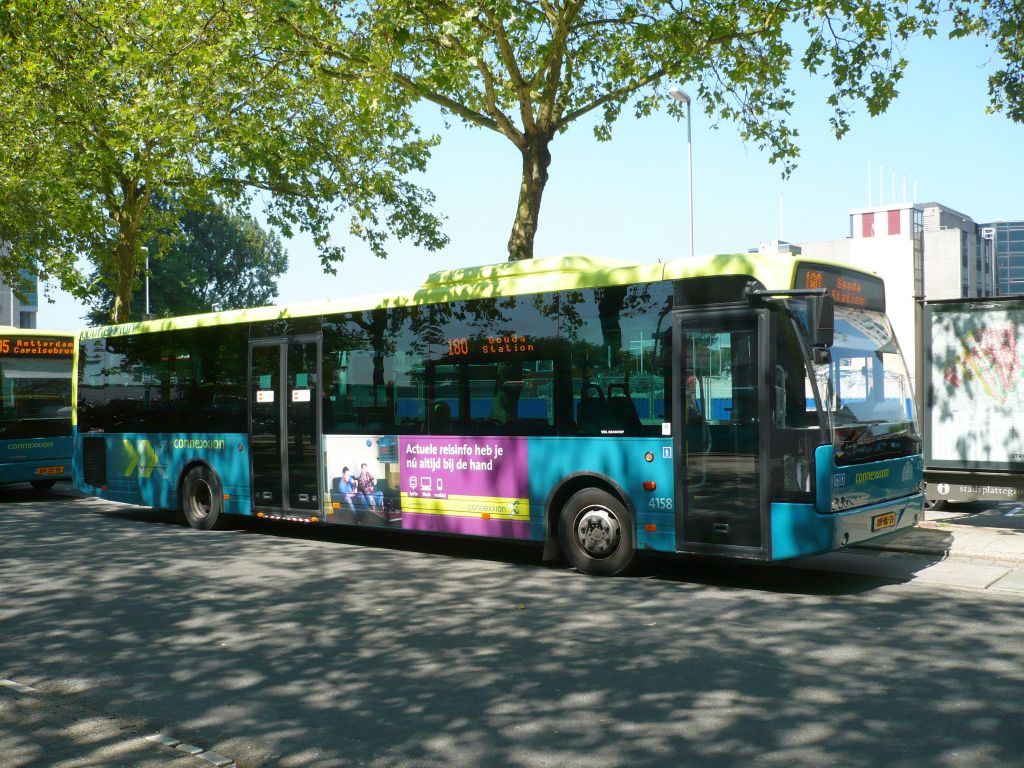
[180,466,223,530]
[558,488,635,576]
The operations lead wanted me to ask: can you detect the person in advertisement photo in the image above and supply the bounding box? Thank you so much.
[325,435,400,525]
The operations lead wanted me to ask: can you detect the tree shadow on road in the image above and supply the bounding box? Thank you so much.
[2,496,1022,768]
[79,499,918,597]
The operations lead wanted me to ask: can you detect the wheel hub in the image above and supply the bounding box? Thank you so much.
[191,479,213,519]
[576,506,621,557]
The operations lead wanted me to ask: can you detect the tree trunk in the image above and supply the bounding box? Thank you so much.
[506,136,552,262]
[108,179,149,324]
[110,234,136,324]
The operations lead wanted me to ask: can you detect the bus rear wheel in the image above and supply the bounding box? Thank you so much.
[558,488,635,576]
[180,465,223,530]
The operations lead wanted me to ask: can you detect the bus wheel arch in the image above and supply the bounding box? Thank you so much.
[178,461,223,530]
[547,475,637,576]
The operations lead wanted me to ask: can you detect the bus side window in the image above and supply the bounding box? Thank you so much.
[431,401,451,433]
[564,283,671,437]
[605,383,641,431]
[493,360,556,435]
[576,383,604,434]
[323,314,407,434]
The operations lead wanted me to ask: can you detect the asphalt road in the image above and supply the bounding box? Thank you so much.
[2,485,1023,768]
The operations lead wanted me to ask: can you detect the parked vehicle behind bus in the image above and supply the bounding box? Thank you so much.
[1,328,74,489]
[74,252,923,574]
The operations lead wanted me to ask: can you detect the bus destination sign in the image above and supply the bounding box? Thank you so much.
[794,264,885,312]
[446,335,537,357]
[0,336,74,358]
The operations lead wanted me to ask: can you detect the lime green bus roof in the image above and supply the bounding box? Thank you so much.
[78,251,879,339]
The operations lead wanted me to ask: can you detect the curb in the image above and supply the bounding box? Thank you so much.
[851,518,1024,566]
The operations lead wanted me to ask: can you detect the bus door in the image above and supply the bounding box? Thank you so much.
[673,308,768,556]
[249,336,322,515]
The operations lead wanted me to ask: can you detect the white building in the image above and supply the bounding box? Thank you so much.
[799,202,996,388]
[0,279,37,329]
[0,242,38,328]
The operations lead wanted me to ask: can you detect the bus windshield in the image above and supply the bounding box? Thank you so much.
[805,306,919,465]
[0,357,73,436]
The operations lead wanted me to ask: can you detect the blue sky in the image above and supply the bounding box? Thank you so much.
[38,29,1023,330]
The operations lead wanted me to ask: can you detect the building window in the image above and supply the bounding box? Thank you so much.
[887,209,901,236]
[995,221,1024,296]
[862,212,875,238]
[913,208,924,297]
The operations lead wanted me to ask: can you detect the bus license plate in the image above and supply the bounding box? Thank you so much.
[35,465,64,476]
[872,512,897,532]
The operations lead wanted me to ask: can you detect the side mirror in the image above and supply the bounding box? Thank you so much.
[808,294,834,348]
[812,346,832,365]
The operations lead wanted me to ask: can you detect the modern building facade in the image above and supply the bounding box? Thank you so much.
[982,220,1024,296]
[918,202,996,300]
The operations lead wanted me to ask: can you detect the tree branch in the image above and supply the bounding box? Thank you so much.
[556,67,667,129]
[390,70,513,138]
[276,9,518,143]
[480,7,536,135]
[537,0,584,132]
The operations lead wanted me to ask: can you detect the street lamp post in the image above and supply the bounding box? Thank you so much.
[142,246,150,318]
[668,86,694,259]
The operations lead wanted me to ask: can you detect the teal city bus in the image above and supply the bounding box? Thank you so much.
[1,328,75,489]
[73,253,923,575]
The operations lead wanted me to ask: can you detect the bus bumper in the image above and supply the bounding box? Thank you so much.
[0,459,71,485]
[771,493,924,560]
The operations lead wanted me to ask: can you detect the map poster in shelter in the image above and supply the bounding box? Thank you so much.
[930,307,1024,468]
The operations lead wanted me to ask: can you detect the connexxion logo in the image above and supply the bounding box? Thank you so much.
[123,439,167,479]
[7,441,54,449]
[855,468,890,483]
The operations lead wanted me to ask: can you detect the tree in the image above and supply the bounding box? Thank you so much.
[281,0,957,262]
[0,0,445,323]
[84,194,288,324]
[948,0,1024,123]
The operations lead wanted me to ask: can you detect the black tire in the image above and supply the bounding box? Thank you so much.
[558,487,636,576]
[180,465,223,530]
[30,479,56,491]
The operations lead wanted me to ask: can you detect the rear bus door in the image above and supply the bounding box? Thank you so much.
[249,336,323,516]
[672,307,769,557]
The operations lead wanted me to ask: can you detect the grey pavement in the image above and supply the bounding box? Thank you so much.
[0,678,237,768]
[847,499,1024,591]
[4,486,1024,768]
[859,500,1024,562]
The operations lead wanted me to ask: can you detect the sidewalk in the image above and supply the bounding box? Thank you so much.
[853,500,1024,567]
